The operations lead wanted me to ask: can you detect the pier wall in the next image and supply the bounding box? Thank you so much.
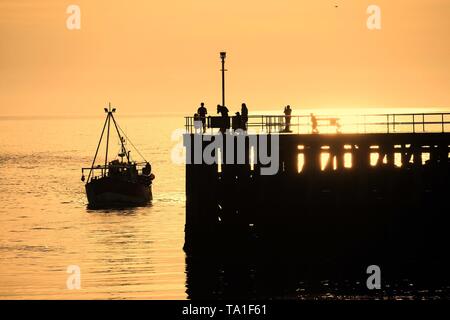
[184,133,450,267]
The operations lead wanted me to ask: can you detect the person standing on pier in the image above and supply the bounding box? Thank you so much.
[241,103,248,131]
[233,112,242,131]
[217,104,229,133]
[217,104,229,117]
[197,102,208,133]
[284,105,292,132]
[311,113,319,134]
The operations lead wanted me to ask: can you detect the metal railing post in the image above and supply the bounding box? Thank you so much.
[422,114,425,132]
[387,114,390,133]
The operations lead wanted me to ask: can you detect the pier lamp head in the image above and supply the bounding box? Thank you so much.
[220,52,226,60]
[112,108,116,113]
[104,108,108,113]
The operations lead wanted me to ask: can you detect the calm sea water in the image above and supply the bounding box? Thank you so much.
[0,115,186,299]
[1,110,449,300]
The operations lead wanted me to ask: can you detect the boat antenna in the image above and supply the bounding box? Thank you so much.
[109,110,132,163]
[115,121,148,163]
[104,103,114,173]
[220,51,227,107]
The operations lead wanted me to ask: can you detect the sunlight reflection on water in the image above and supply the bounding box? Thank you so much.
[1,109,449,299]
[0,115,186,299]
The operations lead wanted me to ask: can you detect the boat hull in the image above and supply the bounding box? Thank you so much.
[85,177,152,208]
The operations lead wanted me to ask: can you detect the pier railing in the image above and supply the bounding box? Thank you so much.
[185,112,450,134]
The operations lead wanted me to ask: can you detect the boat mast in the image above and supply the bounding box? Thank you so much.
[104,103,113,175]
[86,111,109,182]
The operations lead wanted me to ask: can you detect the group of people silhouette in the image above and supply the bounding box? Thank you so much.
[193,103,248,133]
[193,103,333,134]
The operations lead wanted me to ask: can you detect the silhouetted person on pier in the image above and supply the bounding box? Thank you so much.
[193,113,202,134]
[197,102,208,133]
[311,113,319,134]
[335,119,342,133]
[217,104,229,133]
[241,103,248,131]
[233,112,243,131]
[284,105,292,132]
[217,104,229,117]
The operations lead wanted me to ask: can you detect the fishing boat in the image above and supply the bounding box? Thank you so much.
[81,105,154,208]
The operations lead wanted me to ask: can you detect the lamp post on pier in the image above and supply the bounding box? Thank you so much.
[220,52,227,108]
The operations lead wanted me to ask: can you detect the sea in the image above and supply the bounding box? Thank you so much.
[0,109,449,299]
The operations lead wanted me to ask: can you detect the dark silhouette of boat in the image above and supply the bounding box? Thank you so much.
[81,105,154,208]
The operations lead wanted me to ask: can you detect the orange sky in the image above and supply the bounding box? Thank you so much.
[0,0,449,116]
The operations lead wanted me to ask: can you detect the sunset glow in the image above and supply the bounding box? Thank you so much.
[1,0,449,116]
